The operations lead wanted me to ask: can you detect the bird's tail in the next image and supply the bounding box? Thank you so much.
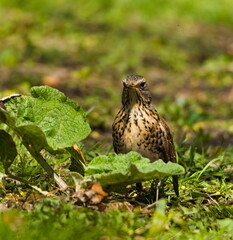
[172,176,179,197]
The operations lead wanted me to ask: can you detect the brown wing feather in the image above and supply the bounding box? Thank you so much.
[112,108,126,154]
[157,117,179,197]
[159,118,176,163]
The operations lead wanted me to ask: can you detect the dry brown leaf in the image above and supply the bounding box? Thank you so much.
[91,182,108,196]
[73,144,87,165]
[72,182,108,205]
[89,182,108,204]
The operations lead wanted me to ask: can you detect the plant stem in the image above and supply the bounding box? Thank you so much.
[23,142,68,190]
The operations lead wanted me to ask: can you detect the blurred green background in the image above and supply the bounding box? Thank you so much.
[1,0,233,148]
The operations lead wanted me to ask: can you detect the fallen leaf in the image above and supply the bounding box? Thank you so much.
[90,182,108,204]
[72,182,108,205]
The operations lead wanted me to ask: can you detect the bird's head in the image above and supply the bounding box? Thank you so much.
[122,75,152,107]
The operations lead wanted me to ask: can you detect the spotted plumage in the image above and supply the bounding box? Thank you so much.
[112,75,179,196]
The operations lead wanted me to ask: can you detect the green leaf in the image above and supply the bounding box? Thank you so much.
[0,107,15,127]
[218,218,233,237]
[0,130,17,172]
[147,199,169,236]
[84,151,185,187]
[0,86,89,188]
[16,125,50,152]
[30,86,84,113]
[69,172,85,191]
[2,86,91,150]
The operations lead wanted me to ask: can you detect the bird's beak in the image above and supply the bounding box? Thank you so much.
[128,85,137,89]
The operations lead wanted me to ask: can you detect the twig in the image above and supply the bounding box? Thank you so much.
[143,201,159,209]
[4,173,52,196]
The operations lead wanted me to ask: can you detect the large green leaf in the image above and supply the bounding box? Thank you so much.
[0,86,89,188]
[84,152,185,187]
[2,86,91,150]
[0,130,17,172]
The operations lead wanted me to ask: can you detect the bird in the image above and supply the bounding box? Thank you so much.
[112,75,179,198]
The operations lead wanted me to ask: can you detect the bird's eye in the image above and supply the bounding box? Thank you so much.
[140,82,146,88]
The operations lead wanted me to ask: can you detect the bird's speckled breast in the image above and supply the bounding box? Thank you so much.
[121,103,160,159]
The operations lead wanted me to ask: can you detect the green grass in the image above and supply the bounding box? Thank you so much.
[0,0,233,239]
[0,196,232,239]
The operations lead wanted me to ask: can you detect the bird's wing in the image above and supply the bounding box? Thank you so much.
[157,117,179,196]
[112,109,126,154]
[156,117,176,164]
